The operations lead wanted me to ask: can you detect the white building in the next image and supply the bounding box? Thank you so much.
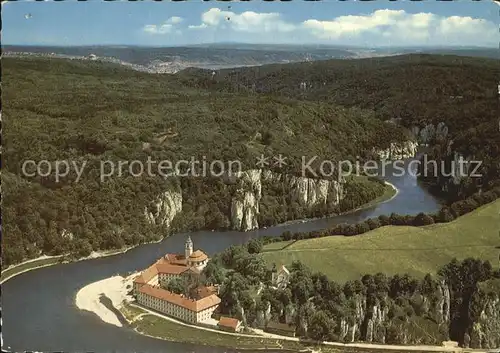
[133,236,220,324]
[136,284,220,324]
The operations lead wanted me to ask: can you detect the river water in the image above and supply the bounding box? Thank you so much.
[2,157,442,353]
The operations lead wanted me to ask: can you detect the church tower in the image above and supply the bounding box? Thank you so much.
[185,235,193,259]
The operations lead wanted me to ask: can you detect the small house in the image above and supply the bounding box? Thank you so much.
[218,316,242,332]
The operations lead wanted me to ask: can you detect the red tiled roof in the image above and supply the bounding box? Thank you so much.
[189,250,208,262]
[134,263,159,284]
[165,253,187,266]
[218,317,240,330]
[138,284,221,312]
[134,250,209,285]
[156,263,190,275]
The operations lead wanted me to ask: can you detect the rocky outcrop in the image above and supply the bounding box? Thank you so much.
[431,149,477,195]
[374,140,418,160]
[230,170,262,231]
[229,169,345,231]
[435,279,451,324]
[411,122,449,145]
[231,189,260,231]
[337,283,451,345]
[365,303,389,343]
[262,170,344,208]
[469,279,500,349]
[144,189,182,229]
[61,229,74,241]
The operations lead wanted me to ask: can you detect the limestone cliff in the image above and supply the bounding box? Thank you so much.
[337,282,451,345]
[143,188,183,229]
[423,143,477,197]
[262,170,344,208]
[411,122,480,198]
[469,279,500,349]
[230,170,262,231]
[229,169,345,231]
[373,140,419,160]
[435,279,451,324]
[411,122,449,145]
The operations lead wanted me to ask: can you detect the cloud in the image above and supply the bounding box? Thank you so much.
[191,8,296,33]
[188,23,208,30]
[167,16,183,25]
[143,24,173,35]
[146,8,496,46]
[143,16,183,35]
[300,9,496,45]
[303,9,407,39]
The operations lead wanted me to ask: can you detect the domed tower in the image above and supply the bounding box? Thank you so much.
[185,235,193,259]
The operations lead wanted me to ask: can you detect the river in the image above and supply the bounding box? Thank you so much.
[2,157,442,353]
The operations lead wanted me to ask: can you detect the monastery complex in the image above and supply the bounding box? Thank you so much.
[133,236,222,325]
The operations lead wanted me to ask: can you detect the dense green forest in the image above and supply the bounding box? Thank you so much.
[203,240,500,347]
[180,54,500,200]
[2,57,401,266]
[4,54,499,266]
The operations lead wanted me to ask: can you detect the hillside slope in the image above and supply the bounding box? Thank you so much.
[261,198,500,283]
[2,57,408,266]
[180,54,500,198]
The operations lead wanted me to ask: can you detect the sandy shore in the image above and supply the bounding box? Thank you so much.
[75,272,138,327]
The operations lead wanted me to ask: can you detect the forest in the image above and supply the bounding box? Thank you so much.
[2,57,400,266]
[180,54,500,201]
[3,54,500,267]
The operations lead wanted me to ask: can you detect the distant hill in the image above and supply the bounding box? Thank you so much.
[2,44,357,69]
[3,44,498,71]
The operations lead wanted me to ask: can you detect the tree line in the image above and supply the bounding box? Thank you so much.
[262,186,500,245]
[202,239,500,346]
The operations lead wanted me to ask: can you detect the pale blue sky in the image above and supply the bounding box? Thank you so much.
[2,0,499,47]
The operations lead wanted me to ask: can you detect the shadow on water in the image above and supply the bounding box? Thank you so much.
[98,294,130,328]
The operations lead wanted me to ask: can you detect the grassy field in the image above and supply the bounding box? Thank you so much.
[262,240,297,252]
[261,199,500,283]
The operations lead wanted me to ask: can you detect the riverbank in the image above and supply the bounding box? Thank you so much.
[75,272,138,327]
[278,181,398,228]
[0,255,64,284]
[354,180,398,210]
[1,183,398,285]
[74,275,313,351]
[0,240,161,284]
